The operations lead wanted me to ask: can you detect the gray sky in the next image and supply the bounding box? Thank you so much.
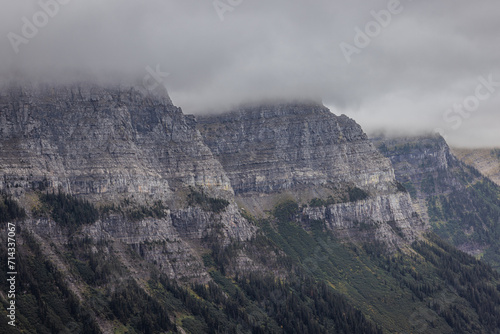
[1,0,499,147]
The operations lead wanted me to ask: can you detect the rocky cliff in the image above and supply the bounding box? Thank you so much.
[372,134,500,268]
[4,86,500,333]
[0,83,257,283]
[452,147,500,186]
[0,83,231,203]
[197,103,395,195]
[197,103,426,246]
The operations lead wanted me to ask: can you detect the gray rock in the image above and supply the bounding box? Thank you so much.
[198,102,427,246]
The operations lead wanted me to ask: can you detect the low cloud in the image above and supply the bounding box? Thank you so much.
[1,0,499,147]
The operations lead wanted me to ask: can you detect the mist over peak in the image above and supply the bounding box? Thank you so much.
[1,0,499,147]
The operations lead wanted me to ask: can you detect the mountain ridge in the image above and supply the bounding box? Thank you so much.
[2,84,500,333]
[197,103,427,247]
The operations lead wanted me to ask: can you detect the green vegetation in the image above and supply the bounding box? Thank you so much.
[187,187,230,213]
[421,174,436,194]
[401,179,417,198]
[0,231,100,334]
[0,193,26,223]
[65,238,126,286]
[5,178,500,333]
[35,191,170,225]
[110,279,175,333]
[34,191,99,228]
[236,274,382,334]
[100,199,168,221]
[413,234,500,332]
[376,137,500,272]
[4,194,500,333]
[308,197,331,207]
[308,186,369,207]
[395,181,408,193]
[427,178,500,269]
[149,266,382,334]
[348,186,370,201]
[0,229,175,333]
[272,200,299,222]
[235,201,500,333]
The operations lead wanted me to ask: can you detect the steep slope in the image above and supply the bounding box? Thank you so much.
[0,83,255,242]
[3,88,500,333]
[251,209,500,334]
[372,134,500,269]
[197,102,395,195]
[452,147,500,186]
[0,83,259,332]
[0,83,231,203]
[197,102,426,247]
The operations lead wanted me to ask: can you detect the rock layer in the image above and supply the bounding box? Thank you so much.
[0,83,257,281]
[198,103,426,245]
[452,147,500,186]
[0,83,231,204]
[197,103,396,195]
[372,134,500,265]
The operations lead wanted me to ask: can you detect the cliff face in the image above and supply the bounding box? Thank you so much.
[0,83,231,204]
[197,103,395,195]
[371,134,464,199]
[302,193,424,245]
[372,134,500,268]
[0,83,257,282]
[198,103,426,246]
[0,86,426,278]
[452,147,500,186]
[5,86,500,333]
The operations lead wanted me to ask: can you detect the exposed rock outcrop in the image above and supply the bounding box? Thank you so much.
[197,103,427,245]
[0,83,231,204]
[372,134,500,267]
[197,103,396,195]
[452,147,500,186]
[0,82,257,282]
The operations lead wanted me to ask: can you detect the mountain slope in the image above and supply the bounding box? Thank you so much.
[0,83,229,203]
[3,87,500,333]
[372,134,500,269]
[197,103,426,247]
[452,147,500,186]
[197,102,395,195]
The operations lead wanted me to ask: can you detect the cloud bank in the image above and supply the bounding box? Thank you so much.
[1,0,499,147]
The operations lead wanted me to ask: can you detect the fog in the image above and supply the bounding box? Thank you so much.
[1,0,499,147]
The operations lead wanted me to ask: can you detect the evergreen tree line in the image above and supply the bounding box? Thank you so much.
[414,234,500,332]
[187,186,230,213]
[0,193,26,223]
[151,271,382,334]
[0,231,100,334]
[36,191,99,228]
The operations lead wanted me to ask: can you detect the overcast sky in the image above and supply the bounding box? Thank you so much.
[1,0,499,147]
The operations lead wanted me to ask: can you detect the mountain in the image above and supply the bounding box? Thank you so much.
[2,85,500,333]
[197,103,425,247]
[0,83,256,279]
[452,147,500,186]
[372,134,500,270]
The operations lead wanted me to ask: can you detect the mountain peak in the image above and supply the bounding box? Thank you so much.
[0,81,173,107]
